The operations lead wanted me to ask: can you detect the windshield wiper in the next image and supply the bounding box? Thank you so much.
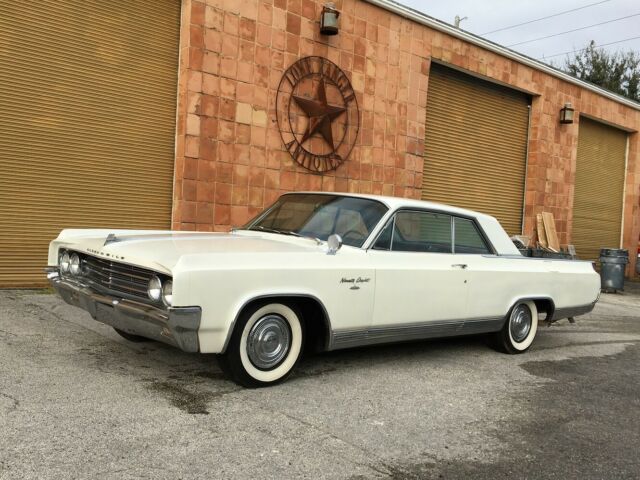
[281,230,323,245]
[247,225,289,235]
[248,226,323,245]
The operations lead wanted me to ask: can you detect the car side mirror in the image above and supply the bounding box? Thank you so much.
[327,234,343,255]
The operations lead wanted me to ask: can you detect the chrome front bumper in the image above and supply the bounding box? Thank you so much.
[47,269,201,352]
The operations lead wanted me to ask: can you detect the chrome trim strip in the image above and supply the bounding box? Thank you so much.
[550,302,596,322]
[486,254,595,263]
[48,270,201,352]
[329,316,504,350]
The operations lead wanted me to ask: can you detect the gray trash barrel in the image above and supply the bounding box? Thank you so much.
[599,248,628,293]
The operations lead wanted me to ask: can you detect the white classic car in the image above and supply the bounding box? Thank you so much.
[47,192,600,387]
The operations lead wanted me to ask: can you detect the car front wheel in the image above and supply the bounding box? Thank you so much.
[492,300,538,354]
[219,302,304,388]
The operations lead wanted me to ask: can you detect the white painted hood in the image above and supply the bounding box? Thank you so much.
[49,229,324,274]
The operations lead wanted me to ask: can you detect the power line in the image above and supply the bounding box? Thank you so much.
[539,35,640,60]
[507,13,640,47]
[481,0,610,35]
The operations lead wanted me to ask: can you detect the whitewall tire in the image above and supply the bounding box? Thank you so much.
[219,302,304,388]
[492,300,538,354]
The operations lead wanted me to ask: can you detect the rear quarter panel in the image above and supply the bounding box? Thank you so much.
[465,255,600,319]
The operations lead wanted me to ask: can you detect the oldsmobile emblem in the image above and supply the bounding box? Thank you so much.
[87,248,125,261]
[276,56,360,173]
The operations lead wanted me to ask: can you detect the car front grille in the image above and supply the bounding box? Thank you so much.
[76,252,158,303]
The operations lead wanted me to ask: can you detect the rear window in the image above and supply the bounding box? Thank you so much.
[454,217,491,254]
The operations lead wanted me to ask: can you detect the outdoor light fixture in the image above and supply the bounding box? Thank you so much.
[559,103,575,124]
[320,3,340,35]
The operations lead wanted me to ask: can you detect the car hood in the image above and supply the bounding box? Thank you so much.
[53,230,325,274]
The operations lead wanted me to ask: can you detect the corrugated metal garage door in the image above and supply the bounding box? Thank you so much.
[422,63,530,235]
[0,0,180,287]
[572,117,627,261]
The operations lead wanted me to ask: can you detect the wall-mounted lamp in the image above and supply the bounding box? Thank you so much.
[559,103,575,124]
[320,3,340,35]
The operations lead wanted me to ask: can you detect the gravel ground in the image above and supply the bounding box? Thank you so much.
[0,284,639,479]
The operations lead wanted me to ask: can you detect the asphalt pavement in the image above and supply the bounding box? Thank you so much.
[1,284,639,479]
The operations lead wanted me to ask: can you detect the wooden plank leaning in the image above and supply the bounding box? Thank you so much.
[536,213,548,249]
[542,212,560,252]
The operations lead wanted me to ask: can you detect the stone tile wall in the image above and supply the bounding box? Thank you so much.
[173,0,640,274]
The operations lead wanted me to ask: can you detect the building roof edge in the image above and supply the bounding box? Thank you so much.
[366,0,640,111]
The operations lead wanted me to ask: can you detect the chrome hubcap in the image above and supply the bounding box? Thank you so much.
[510,304,532,342]
[247,315,291,370]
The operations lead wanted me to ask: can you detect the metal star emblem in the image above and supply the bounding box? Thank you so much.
[292,79,346,150]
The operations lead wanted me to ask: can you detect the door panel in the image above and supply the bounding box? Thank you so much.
[453,254,513,318]
[369,251,469,326]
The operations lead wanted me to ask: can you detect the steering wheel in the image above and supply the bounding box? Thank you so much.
[340,229,366,242]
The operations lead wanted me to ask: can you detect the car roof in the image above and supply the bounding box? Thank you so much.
[287,191,495,222]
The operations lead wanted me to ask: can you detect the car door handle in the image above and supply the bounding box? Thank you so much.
[451,264,468,269]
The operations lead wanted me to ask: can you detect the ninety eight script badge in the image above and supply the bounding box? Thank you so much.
[276,56,360,173]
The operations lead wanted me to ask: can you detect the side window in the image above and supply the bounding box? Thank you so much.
[387,211,453,253]
[454,217,491,254]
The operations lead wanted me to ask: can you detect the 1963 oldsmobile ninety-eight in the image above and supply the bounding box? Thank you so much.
[47,193,600,387]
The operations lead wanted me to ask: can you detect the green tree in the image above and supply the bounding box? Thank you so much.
[561,40,640,102]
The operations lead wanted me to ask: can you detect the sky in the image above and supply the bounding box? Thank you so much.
[398,0,640,66]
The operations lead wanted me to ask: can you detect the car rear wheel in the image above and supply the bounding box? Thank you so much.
[218,302,304,388]
[113,327,150,343]
[491,300,538,354]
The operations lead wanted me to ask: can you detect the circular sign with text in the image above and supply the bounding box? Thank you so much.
[276,56,359,173]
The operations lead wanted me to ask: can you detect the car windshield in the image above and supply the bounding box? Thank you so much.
[243,194,389,248]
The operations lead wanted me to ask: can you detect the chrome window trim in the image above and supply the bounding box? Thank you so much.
[451,215,455,254]
[389,213,397,251]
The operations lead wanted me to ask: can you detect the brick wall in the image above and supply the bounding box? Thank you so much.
[172,0,640,274]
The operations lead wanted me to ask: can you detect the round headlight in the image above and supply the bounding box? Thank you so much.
[70,253,81,276]
[60,251,70,273]
[148,276,162,302]
[162,280,173,306]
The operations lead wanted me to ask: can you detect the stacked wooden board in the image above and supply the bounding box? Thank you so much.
[536,212,561,252]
